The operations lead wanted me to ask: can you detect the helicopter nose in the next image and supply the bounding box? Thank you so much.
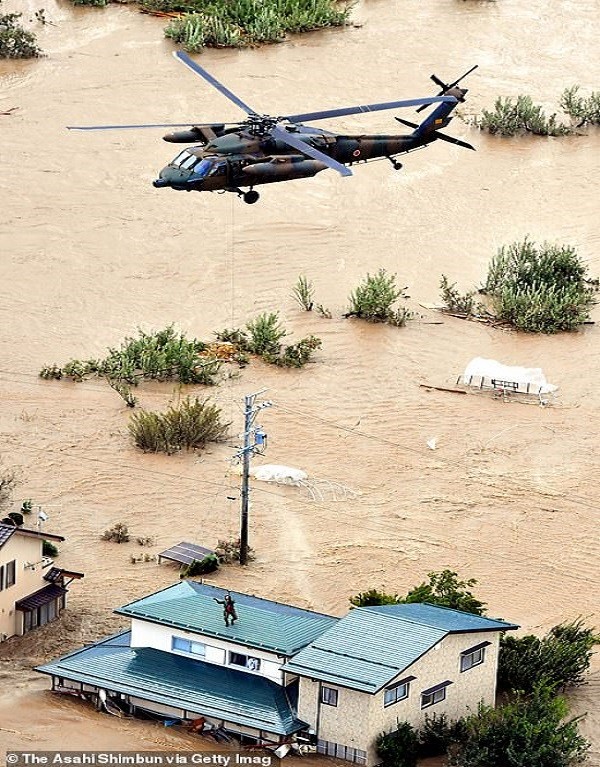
[153,178,170,188]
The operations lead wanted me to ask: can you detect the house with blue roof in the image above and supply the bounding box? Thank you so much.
[36,584,518,765]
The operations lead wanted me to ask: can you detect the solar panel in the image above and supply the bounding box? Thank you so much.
[158,541,215,566]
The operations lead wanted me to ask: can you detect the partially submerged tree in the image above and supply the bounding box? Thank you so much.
[498,618,599,694]
[0,2,41,58]
[441,239,598,333]
[483,238,598,332]
[350,570,486,615]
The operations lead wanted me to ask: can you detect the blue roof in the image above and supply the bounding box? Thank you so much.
[115,582,337,656]
[367,603,519,634]
[285,604,518,693]
[36,632,306,736]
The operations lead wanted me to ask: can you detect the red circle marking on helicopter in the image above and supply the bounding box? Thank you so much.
[353,149,361,157]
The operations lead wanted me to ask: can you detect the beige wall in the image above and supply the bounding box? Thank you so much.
[298,631,501,766]
[0,534,50,640]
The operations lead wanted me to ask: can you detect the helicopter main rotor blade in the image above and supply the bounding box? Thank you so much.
[173,51,257,116]
[271,126,352,177]
[67,122,215,131]
[286,95,456,124]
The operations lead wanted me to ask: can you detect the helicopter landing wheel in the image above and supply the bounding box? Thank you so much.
[243,190,260,204]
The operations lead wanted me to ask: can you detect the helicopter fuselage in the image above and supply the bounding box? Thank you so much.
[153,130,427,194]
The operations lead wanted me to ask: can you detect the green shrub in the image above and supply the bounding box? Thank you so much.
[40,326,221,386]
[43,540,60,557]
[448,682,589,767]
[482,238,598,333]
[0,3,41,58]
[349,588,401,607]
[20,499,33,514]
[376,722,419,767]
[216,317,320,368]
[347,269,411,325]
[477,95,572,136]
[6,511,24,527]
[439,275,479,315]
[292,275,315,311]
[246,312,287,356]
[269,335,322,368]
[498,618,599,694]
[180,554,219,577]
[560,86,600,126]
[159,0,351,51]
[128,396,229,454]
[418,713,467,758]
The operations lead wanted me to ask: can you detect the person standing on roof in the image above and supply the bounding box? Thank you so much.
[213,592,238,627]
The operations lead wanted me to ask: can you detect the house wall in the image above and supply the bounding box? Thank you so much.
[130,619,285,682]
[0,534,50,640]
[296,677,372,761]
[297,631,501,766]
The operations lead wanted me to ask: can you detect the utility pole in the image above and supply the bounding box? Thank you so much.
[233,390,272,565]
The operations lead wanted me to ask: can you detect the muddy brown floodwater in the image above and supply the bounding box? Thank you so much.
[1,0,599,763]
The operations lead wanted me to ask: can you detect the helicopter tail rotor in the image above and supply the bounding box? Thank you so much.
[416,64,478,113]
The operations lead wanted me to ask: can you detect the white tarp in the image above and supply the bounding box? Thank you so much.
[463,357,558,393]
[251,464,308,484]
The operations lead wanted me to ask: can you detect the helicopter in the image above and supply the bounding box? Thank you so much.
[69,53,477,204]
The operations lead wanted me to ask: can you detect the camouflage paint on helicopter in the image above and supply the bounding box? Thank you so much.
[69,53,477,204]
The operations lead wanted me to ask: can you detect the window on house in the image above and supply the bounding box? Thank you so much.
[5,560,16,588]
[383,677,414,707]
[320,686,338,706]
[460,641,491,672]
[421,681,452,709]
[0,564,4,591]
[229,651,261,671]
[171,637,206,657]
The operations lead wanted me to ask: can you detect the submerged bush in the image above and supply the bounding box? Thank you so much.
[560,85,600,127]
[180,554,219,577]
[40,325,221,387]
[477,95,572,136]
[0,3,41,58]
[215,313,321,368]
[483,238,598,332]
[347,269,412,326]
[160,0,351,51]
[129,396,229,454]
[439,275,480,316]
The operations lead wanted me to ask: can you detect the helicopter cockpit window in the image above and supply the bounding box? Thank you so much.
[192,159,213,178]
[171,150,191,168]
[181,154,199,170]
